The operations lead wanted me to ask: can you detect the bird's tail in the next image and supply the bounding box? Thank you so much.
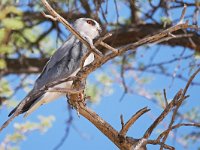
[23,95,44,118]
[0,93,44,133]
[8,93,44,117]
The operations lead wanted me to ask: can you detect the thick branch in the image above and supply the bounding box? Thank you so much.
[78,103,139,149]
[3,23,200,75]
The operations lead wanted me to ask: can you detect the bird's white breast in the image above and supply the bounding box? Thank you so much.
[83,53,94,67]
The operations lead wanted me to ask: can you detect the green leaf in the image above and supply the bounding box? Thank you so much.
[0,79,12,97]
[0,28,6,43]
[2,18,24,30]
[0,44,14,54]
[0,59,6,69]
[194,51,200,59]
[23,28,38,43]
[160,17,172,26]
[0,6,22,19]
[7,132,25,143]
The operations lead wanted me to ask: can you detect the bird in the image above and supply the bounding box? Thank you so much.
[8,18,102,118]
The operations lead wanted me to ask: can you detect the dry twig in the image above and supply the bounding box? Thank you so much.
[119,107,150,137]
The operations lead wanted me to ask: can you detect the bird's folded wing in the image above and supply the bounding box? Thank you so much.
[9,35,88,117]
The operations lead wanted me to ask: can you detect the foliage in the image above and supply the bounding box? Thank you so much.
[0,115,55,150]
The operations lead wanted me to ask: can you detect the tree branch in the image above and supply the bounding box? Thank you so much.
[119,107,150,137]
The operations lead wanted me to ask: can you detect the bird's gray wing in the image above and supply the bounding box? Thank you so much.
[33,34,87,91]
[8,34,88,116]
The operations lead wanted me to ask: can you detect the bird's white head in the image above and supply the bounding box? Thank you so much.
[74,18,102,40]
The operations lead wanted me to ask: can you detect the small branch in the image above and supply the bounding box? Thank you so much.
[94,33,118,53]
[119,107,150,137]
[163,89,168,107]
[120,55,128,101]
[78,103,137,149]
[47,87,84,94]
[99,41,118,53]
[157,122,200,141]
[148,33,194,46]
[172,122,200,128]
[178,4,187,24]
[41,11,57,21]
[120,114,125,129]
[182,68,200,96]
[142,89,184,139]
[143,68,200,141]
[94,33,112,46]
[147,140,175,150]
[160,68,200,149]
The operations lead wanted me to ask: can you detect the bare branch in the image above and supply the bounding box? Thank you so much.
[41,11,57,21]
[147,140,175,150]
[160,68,200,149]
[157,122,200,141]
[94,33,112,46]
[143,68,200,142]
[142,89,184,139]
[78,103,139,149]
[182,68,200,96]
[119,107,150,137]
[178,4,187,24]
[120,114,125,130]
[47,87,83,94]
[163,89,168,107]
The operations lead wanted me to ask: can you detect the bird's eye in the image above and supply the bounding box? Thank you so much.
[86,20,95,26]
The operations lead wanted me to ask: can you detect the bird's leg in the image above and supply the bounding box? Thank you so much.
[67,92,85,117]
